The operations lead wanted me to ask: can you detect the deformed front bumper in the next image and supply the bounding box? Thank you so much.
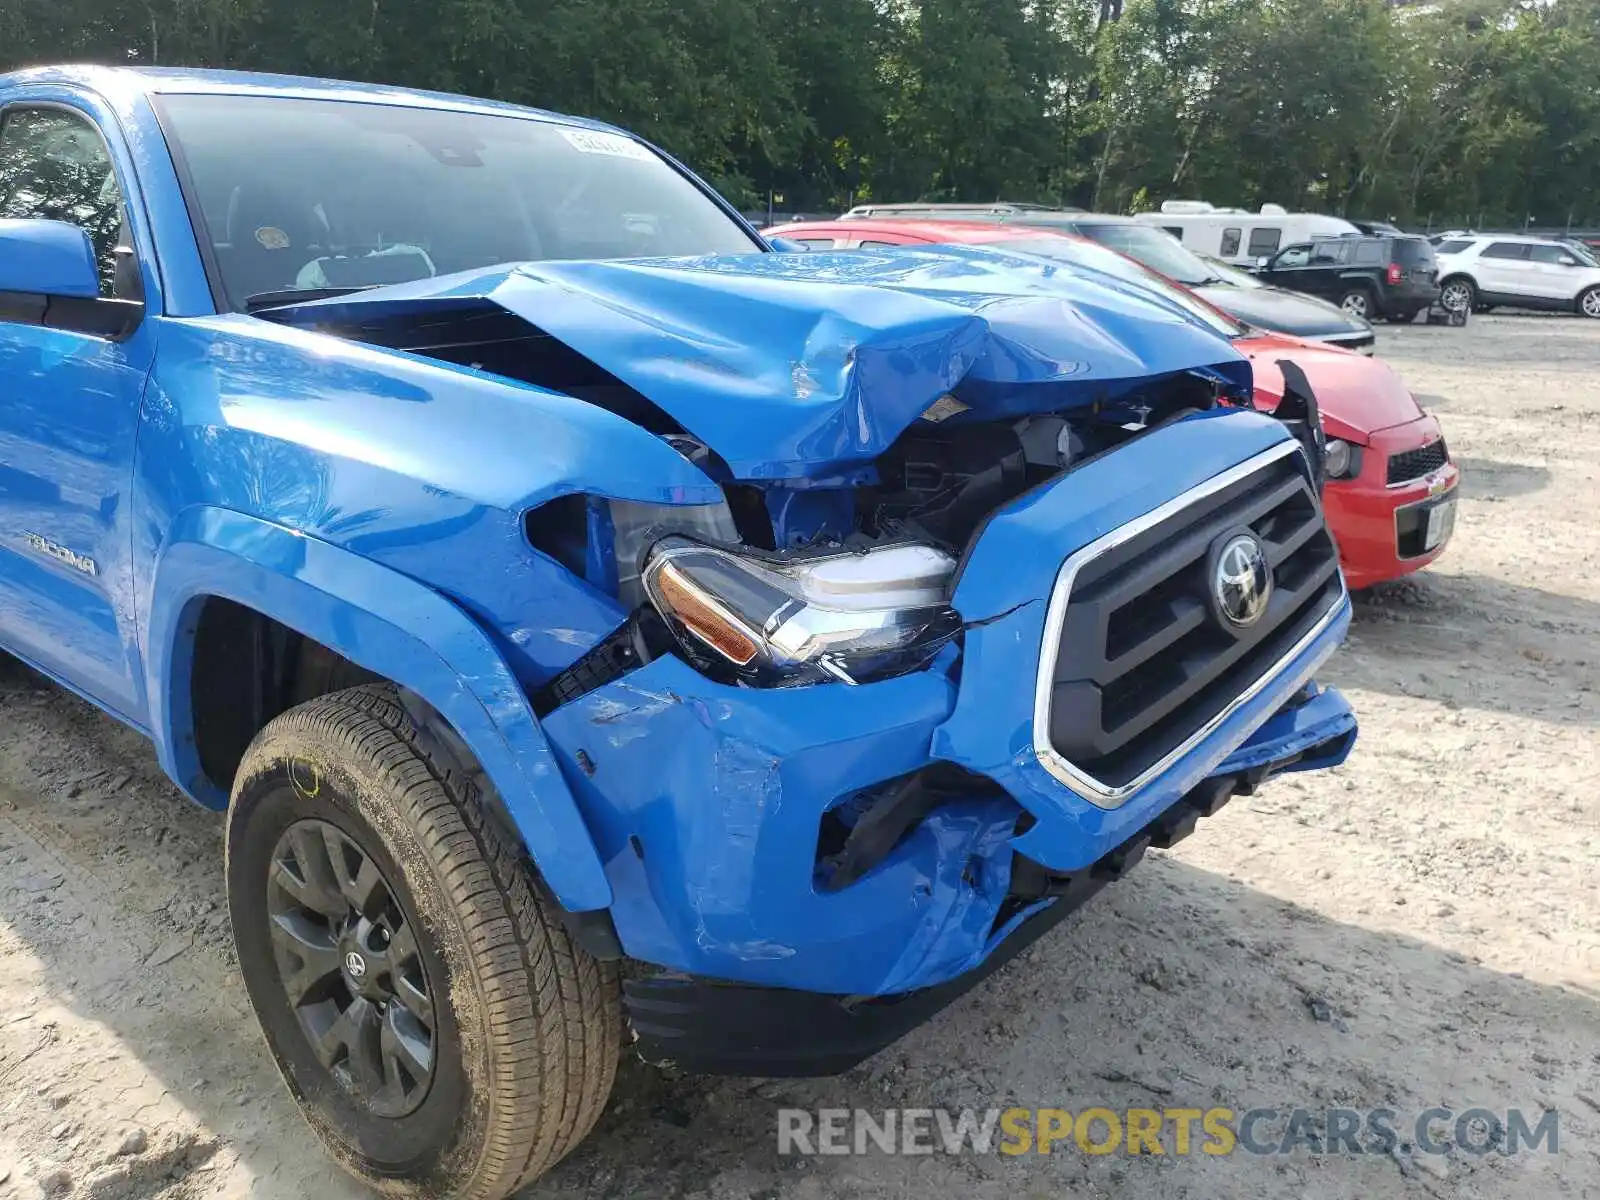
[538,415,1357,1061]
[623,685,1353,1076]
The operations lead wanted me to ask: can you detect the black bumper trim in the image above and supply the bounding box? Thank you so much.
[624,758,1300,1076]
[1394,485,1458,560]
[625,887,1081,1077]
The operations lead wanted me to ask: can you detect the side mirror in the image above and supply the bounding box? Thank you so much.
[1255,256,1271,269]
[0,218,143,339]
[765,235,812,253]
[0,219,101,298]
[1559,255,1578,267]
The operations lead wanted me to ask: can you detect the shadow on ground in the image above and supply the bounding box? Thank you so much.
[1453,457,1553,501]
[532,848,1597,1198]
[0,661,1593,1200]
[1383,315,1597,372]
[1342,570,1598,726]
[0,660,369,1200]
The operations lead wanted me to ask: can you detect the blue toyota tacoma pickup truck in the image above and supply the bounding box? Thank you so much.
[0,66,1356,1198]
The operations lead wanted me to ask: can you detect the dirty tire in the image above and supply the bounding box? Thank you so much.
[226,685,620,1200]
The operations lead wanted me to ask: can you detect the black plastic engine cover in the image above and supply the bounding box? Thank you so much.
[865,423,1028,546]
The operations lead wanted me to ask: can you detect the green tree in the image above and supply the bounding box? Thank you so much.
[2,0,1596,228]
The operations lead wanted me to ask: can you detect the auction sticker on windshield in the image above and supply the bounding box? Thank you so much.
[560,128,654,160]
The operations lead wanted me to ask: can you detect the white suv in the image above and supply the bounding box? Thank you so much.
[1434,234,1600,318]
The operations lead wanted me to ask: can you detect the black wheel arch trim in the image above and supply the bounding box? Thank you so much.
[396,686,624,960]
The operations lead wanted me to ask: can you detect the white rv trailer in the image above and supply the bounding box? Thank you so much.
[1134,202,1362,265]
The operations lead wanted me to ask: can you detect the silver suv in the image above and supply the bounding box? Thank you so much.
[1434,234,1600,317]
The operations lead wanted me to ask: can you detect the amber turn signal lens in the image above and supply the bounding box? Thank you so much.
[653,561,762,666]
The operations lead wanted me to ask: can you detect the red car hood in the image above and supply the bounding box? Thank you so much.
[1238,331,1423,444]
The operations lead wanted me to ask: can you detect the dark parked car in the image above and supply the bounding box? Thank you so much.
[1254,235,1440,322]
[833,206,1377,352]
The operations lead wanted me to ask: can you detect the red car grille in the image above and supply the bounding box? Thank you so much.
[1387,438,1448,486]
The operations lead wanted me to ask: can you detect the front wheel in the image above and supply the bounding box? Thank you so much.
[1439,277,1475,313]
[1338,288,1375,321]
[227,685,620,1199]
[1579,286,1600,319]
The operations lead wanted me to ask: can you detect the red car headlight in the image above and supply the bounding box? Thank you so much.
[1324,438,1363,480]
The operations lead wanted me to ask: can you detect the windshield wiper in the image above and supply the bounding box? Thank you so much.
[244,286,379,312]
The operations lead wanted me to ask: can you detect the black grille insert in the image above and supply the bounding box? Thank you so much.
[1045,453,1341,791]
[1386,438,1448,486]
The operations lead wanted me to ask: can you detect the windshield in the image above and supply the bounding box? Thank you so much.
[1068,222,1220,286]
[155,94,762,310]
[1198,256,1266,289]
[990,237,1248,338]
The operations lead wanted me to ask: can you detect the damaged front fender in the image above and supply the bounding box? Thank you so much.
[537,651,1032,996]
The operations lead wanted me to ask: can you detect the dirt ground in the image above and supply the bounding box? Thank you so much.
[1,314,1597,1200]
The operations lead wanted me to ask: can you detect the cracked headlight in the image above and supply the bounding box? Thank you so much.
[641,537,960,685]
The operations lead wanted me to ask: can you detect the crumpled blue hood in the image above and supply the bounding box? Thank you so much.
[265,246,1251,479]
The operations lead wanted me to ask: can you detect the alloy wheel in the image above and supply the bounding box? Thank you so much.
[266,818,437,1118]
[1340,292,1370,319]
[1440,281,1472,312]
[1581,289,1600,319]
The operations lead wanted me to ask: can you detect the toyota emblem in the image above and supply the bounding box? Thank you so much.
[1211,533,1272,628]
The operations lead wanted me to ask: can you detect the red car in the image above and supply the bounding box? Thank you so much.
[766,219,1459,589]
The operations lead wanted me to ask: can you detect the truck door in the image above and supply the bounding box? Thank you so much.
[0,102,155,721]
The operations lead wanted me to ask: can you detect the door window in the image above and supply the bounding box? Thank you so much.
[1434,239,1473,255]
[1310,240,1350,265]
[1246,227,1282,257]
[1480,242,1530,260]
[0,107,127,296]
[1527,243,1577,265]
[1271,244,1311,269]
[1219,227,1241,257]
[1352,241,1385,265]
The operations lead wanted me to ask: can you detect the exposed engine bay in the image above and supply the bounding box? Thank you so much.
[857,373,1227,550]
[528,368,1251,706]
